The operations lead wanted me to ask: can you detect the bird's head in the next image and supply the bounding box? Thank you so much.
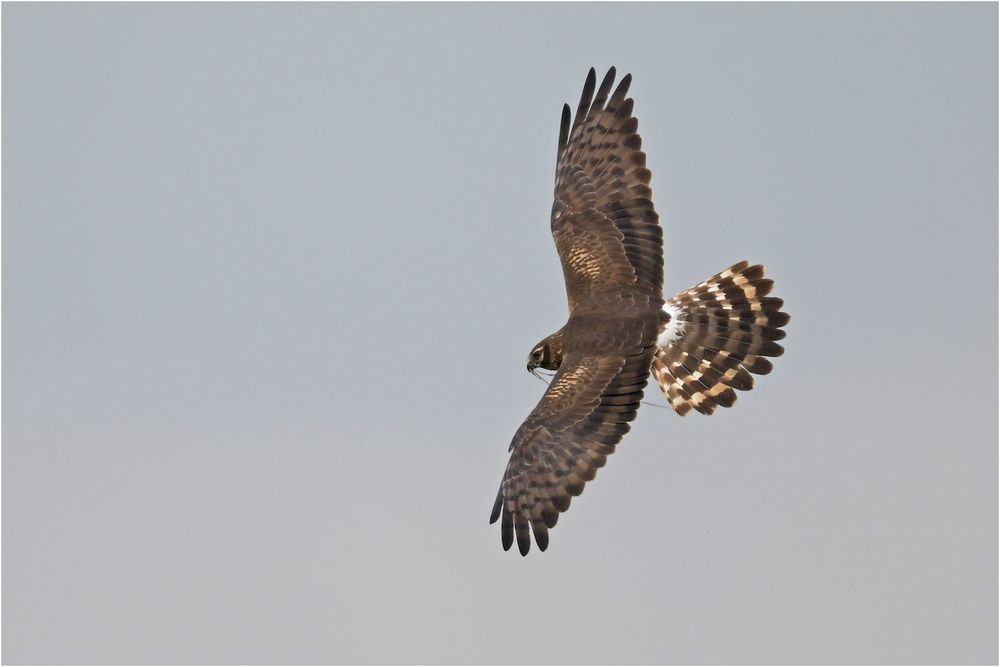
[527,330,565,374]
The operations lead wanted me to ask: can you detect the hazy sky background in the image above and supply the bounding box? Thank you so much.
[4,3,997,664]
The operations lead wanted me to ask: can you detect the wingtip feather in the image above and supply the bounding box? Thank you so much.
[501,508,514,551]
[558,103,571,149]
[574,68,597,127]
[489,488,503,524]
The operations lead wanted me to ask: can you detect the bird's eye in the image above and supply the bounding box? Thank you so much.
[532,349,544,362]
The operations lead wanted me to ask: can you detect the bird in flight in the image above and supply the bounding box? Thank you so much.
[490,67,790,556]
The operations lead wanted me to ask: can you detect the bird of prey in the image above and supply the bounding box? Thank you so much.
[490,67,790,556]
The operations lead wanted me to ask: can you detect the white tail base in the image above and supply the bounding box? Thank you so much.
[656,303,686,348]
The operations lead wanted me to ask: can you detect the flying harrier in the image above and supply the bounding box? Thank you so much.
[490,67,790,555]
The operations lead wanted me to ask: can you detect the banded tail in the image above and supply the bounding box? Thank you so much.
[653,261,789,416]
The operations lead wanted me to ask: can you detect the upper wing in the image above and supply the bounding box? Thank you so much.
[552,67,664,313]
[489,316,658,556]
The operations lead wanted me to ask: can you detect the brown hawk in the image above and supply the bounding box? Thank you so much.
[489,67,790,556]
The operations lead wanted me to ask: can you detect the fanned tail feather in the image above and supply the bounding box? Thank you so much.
[653,261,789,416]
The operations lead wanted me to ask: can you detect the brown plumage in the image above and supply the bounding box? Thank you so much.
[491,68,789,555]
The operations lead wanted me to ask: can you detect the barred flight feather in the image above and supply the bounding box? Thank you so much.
[652,261,790,416]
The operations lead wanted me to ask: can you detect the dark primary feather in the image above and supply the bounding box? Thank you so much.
[491,68,665,555]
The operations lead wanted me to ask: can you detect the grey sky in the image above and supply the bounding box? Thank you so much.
[3,2,997,664]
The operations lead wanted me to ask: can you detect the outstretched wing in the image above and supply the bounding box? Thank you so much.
[551,67,663,313]
[489,68,665,555]
[490,314,658,556]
